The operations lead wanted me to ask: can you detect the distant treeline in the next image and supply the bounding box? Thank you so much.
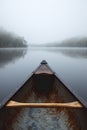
[30,37,87,47]
[46,37,87,47]
[59,37,87,47]
[0,28,27,47]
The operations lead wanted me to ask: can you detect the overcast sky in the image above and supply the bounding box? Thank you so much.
[0,0,87,44]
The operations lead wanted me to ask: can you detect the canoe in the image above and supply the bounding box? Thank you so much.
[0,60,87,130]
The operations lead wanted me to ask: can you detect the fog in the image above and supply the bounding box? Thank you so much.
[0,0,87,44]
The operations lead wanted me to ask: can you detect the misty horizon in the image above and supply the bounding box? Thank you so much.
[0,0,87,44]
[1,27,87,47]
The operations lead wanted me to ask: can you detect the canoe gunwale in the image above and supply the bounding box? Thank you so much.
[6,71,84,108]
[55,73,87,108]
[0,60,87,109]
[0,60,87,130]
[0,73,34,110]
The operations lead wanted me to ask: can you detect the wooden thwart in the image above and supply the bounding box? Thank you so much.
[6,100,83,108]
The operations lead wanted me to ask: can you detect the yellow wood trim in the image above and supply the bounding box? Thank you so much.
[6,100,83,108]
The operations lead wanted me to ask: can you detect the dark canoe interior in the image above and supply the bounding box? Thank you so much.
[0,61,87,130]
[0,74,87,130]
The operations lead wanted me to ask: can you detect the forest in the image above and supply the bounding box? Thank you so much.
[0,29,27,47]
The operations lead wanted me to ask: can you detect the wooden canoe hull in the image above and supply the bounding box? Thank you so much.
[0,60,87,130]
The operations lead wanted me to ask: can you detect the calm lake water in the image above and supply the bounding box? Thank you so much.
[0,47,87,106]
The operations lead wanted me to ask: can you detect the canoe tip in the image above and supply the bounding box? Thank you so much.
[41,60,47,64]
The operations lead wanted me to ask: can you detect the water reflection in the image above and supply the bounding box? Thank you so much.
[46,47,87,58]
[0,48,27,67]
[60,48,87,58]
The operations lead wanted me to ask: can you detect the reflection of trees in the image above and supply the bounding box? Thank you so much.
[45,48,87,58]
[60,49,87,58]
[0,49,27,67]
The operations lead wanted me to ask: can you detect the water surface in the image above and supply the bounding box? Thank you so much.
[0,47,87,107]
